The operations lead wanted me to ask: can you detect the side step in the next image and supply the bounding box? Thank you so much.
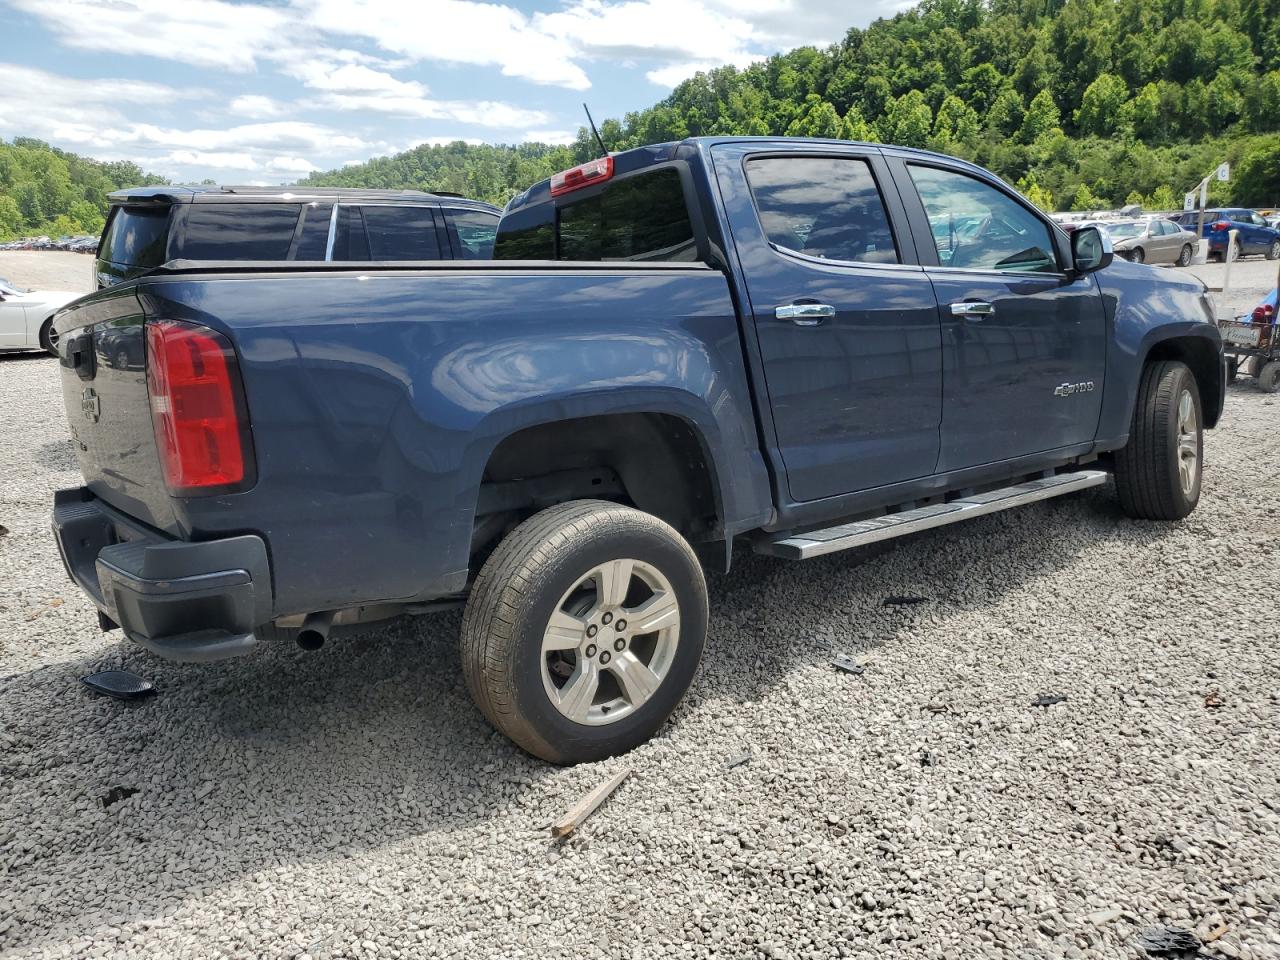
[757,470,1109,560]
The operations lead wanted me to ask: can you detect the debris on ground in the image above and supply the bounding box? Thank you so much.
[724,752,751,769]
[882,595,929,606]
[831,654,865,675]
[549,767,630,839]
[1204,690,1225,709]
[0,524,8,537]
[81,670,156,701]
[1133,925,1202,955]
[98,786,139,809]
[919,750,939,767]
[1203,922,1229,943]
[1031,693,1068,707]
[924,700,950,714]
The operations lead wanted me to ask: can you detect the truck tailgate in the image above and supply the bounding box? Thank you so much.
[54,284,181,535]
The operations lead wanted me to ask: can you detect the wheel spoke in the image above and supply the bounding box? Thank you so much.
[1178,391,1191,426]
[626,589,680,634]
[595,558,634,609]
[1179,433,1198,458]
[608,651,662,708]
[544,609,586,652]
[557,663,599,722]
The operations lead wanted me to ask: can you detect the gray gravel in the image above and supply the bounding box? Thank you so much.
[3,306,1280,960]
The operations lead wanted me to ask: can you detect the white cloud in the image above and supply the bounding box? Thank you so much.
[8,0,292,71]
[523,129,578,145]
[161,150,257,169]
[230,95,286,119]
[266,156,320,174]
[300,0,591,89]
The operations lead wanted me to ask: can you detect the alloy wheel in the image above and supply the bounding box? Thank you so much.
[1176,388,1200,496]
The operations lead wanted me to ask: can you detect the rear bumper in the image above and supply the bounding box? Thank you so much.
[51,488,272,662]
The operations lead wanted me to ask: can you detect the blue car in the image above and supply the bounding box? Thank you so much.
[1175,208,1280,262]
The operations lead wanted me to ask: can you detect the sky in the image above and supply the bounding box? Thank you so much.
[0,0,912,185]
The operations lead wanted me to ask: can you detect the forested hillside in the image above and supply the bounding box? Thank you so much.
[0,138,163,241]
[307,0,1280,211]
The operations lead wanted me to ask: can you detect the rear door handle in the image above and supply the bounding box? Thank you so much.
[950,301,995,319]
[776,303,835,326]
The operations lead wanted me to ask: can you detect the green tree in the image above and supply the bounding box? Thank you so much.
[1072,183,1106,211]
[785,96,842,138]
[879,90,933,148]
[1019,89,1061,143]
[839,106,878,142]
[1234,141,1280,206]
[1074,74,1129,137]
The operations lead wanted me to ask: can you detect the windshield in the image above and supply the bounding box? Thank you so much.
[1105,221,1145,240]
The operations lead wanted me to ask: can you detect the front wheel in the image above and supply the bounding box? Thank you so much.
[1131,247,1145,264]
[1177,244,1193,267]
[39,317,58,356]
[460,500,708,764]
[1114,360,1203,521]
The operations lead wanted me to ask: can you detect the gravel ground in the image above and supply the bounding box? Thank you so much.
[1,260,1279,960]
[0,252,95,294]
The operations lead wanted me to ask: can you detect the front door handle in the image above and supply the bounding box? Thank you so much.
[950,301,995,319]
[776,303,835,326]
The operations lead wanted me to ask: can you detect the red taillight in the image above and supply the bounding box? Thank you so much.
[145,319,253,495]
[549,156,614,197]
[1253,303,1277,324]
[1212,220,1231,231]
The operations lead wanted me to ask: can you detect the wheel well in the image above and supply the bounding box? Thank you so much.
[472,413,721,558]
[1145,337,1222,427]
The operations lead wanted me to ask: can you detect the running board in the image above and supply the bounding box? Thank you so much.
[757,470,1109,560]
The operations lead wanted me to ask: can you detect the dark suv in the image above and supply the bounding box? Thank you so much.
[94,186,501,288]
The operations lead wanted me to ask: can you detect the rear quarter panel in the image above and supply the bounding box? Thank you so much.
[140,267,772,616]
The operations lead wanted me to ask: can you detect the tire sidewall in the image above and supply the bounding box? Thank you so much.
[1165,365,1203,512]
[1258,362,1280,393]
[1269,240,1280,261]
[1179,245,1192,266]
[503,517,708,763]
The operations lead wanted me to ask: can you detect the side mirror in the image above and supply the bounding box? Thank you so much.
[1072,226,1113,275]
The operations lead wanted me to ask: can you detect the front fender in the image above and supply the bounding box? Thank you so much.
[1094,260,1223,446]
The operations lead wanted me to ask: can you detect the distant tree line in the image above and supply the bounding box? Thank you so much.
[0,138,164,241]
[312,0,1280,211]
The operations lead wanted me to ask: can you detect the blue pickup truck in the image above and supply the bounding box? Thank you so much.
[51,138,1224,764]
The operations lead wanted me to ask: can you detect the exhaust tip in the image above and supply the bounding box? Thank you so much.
[296,611,335,651]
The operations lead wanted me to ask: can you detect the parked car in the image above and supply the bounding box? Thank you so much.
[1175,208,1280,261]
[50,138,1224,764]
[1104,219,1198,266]
[0,277,81,355]
[94,186,502,288]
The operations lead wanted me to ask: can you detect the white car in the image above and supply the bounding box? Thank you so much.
[0,278,81,355]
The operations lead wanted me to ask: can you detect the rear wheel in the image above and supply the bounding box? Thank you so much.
[1257,361,1280,393]
[1177,244,1193,267]
[460,500,708,764]
[1114,360,1202,521]
[1268,239,1280,261]
[1248,355,1269,378]
[1232,236,1244,261]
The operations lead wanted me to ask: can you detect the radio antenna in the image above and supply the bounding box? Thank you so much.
[583,103,609,157]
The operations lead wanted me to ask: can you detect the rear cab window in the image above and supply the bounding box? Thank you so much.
[332,205,441,260]
[495,166,697,262]
[98,205,172,269]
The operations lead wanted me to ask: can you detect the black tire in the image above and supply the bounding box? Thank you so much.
[1226,357,1238,383]
[1232,237,1244,261]
[1268,239,1280,261]
[1209,251,1223,263]
[38,317,57,357]
[460,500,708,764]
[1177,244,1193,267]
[1131,247,1145,264]
[1114,360,1203,521]
[1257,361,1280,393]
[1248,355,1269,378]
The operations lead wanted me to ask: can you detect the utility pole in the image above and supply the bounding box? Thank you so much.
[1193,162,1231,256]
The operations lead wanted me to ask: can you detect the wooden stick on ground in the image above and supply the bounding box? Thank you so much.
[550,767,631,839]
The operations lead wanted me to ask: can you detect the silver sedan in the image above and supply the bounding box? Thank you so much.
[1106,219,1199,266]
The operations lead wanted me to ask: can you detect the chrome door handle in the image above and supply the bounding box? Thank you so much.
[776,303,835,326]
[950,301,995,318]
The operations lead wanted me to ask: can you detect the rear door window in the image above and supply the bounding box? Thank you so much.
[176,203,301,260]
[359,205,441,260]
[99,206,171,268]
[446,207,499,259]
[744,156,899,264]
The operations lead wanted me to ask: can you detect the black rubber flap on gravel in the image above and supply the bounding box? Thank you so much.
[1133,926,1202,956]
[81,670,155,700]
